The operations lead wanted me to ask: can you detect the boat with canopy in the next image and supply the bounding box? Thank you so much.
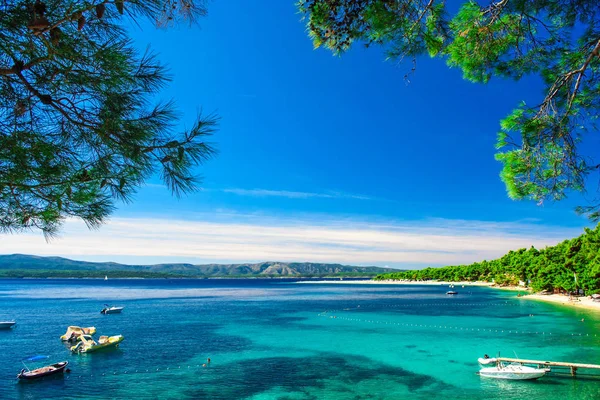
[17,356,69,380]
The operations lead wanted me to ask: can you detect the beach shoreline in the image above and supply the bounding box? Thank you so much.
[523,293,600,312]
[299,279,600,311]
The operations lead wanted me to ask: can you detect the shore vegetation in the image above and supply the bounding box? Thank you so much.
[375,224,600,294]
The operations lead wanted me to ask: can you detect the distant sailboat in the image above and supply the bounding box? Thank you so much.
[104,276,108,281]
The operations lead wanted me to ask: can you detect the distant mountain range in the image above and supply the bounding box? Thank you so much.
[0,254,394,278]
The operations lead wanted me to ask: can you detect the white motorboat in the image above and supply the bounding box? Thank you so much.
[479,362,548,380]
[0,321,16,329]
[100,305,124,314]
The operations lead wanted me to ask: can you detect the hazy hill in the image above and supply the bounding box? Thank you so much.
[0,254,393,278]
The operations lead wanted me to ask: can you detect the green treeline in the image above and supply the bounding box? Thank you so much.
[375,225,600,294]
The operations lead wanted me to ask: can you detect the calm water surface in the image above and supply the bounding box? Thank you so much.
[0,279,599,399]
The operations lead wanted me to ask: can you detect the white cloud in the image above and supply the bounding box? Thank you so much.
[0,214,584,268]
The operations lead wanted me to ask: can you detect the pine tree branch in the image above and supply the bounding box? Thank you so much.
[565,37,600,117]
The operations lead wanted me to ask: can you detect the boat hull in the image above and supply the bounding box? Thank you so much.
[0,321,16,329]
[101,307,123,314]
[18,361,68,380]
[479,367,546,380]
[72,335,124,353]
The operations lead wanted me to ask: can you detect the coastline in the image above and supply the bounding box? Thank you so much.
[299,279,600,311]
[298,279,494,287]
[523,293,600,312]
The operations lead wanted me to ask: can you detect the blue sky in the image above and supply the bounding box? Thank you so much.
[1,1,594,267]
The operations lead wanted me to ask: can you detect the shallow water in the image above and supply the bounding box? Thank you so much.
[0,279,598,399]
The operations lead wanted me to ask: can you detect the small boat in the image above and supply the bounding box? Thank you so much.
[60,326,96,342]
[0,321,16,329]
[104,275,108,281]
[17,356,68,380]
[70,334,124,353]
[100,304,124,314]
[446,291,458,295]
[479,362,547,380]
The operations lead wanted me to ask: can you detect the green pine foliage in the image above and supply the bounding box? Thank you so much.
[374,224,600,294]
[298,0,600,218]
[1,1,215,238]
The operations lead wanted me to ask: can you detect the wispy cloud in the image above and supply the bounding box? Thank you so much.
[0,214,583,268]
[222,188,373,201]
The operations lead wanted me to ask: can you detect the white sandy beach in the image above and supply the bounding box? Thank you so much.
[523,293,600,312]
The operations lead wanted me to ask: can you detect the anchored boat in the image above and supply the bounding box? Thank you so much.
[478,357,548,380]
[100,305,124,314]
[71,334,124,353]
[479,362,548,380]
[17,356,68,380]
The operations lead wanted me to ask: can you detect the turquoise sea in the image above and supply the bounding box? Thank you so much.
[0,279,599,399]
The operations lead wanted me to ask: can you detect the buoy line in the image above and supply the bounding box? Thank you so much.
[333,302,522,311]
[317,312,598,339]
[57,362,212,381]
